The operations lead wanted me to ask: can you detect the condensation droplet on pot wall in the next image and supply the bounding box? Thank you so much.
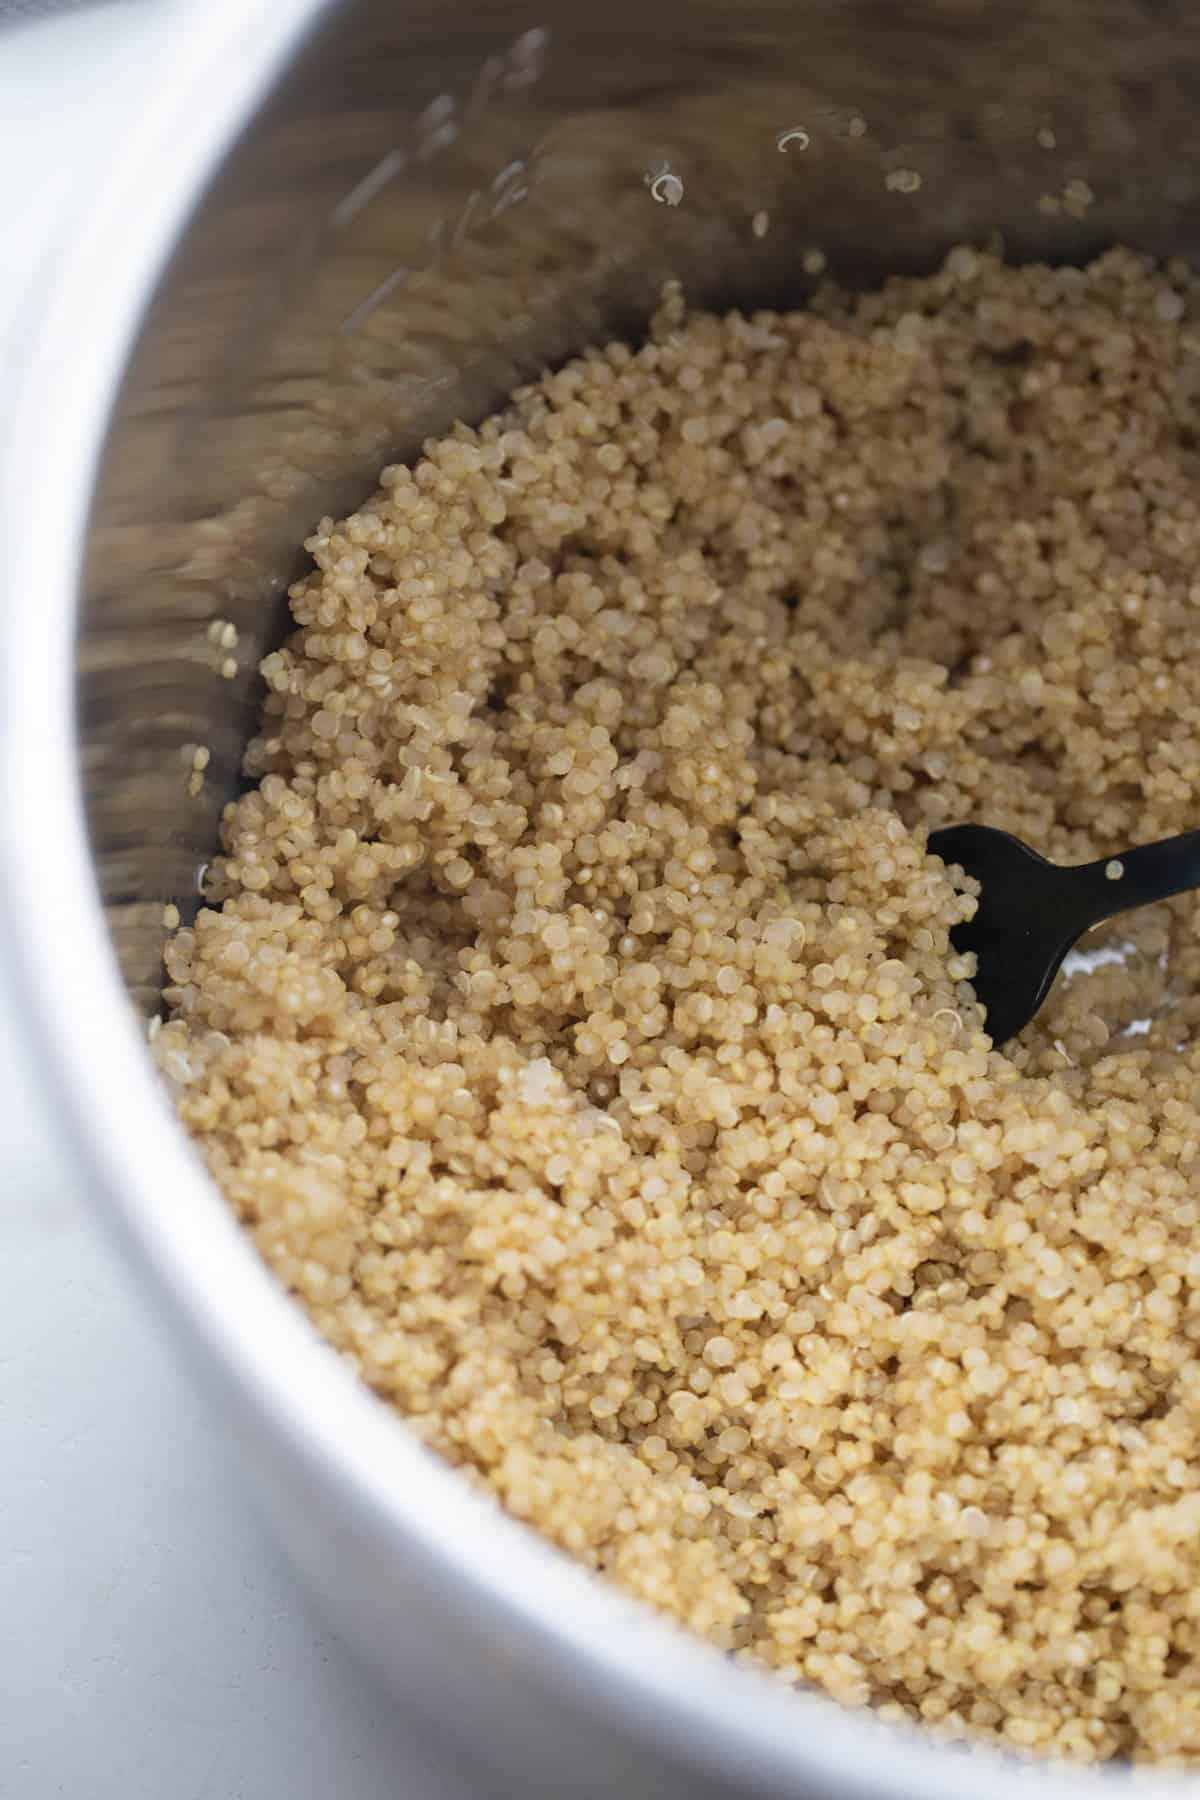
[645,162,683,206]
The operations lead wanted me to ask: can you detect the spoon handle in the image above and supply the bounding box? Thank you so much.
[1070,830,1200,933]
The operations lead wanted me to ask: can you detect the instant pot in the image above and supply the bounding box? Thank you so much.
[2,2,1198,1794]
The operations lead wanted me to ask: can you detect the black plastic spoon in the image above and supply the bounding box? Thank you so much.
[926,823,1200,1044]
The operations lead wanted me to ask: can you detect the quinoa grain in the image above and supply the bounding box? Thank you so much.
[160,248,1200,1765]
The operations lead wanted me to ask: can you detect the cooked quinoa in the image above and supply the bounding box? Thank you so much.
[159,246,1200,1764]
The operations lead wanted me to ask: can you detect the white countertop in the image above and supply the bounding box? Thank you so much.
[0,9,483,1795]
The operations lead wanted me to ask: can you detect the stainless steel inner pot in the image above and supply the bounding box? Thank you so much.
[5,1,1200,1794]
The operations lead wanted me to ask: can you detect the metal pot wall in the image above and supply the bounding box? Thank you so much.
[3,1,1200,1794]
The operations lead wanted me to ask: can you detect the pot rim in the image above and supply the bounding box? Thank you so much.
[0,3,1168,1793]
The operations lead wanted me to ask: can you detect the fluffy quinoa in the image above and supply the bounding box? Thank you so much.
[159,247,1200,1764]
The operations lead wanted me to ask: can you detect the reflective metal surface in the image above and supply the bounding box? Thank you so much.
[7,0,1200,1793]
